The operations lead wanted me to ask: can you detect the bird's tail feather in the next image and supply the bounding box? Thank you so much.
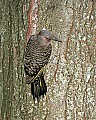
[31,73,47,102]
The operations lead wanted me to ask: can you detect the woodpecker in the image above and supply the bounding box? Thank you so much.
[24,29,62,102]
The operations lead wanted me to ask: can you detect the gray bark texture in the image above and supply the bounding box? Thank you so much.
[0,0,96,120]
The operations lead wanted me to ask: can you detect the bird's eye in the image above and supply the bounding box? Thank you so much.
[46,37,51,40]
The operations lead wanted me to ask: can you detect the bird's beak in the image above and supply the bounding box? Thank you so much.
[50,36,62,42]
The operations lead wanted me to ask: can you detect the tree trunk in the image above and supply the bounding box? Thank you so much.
[0,0,96,120]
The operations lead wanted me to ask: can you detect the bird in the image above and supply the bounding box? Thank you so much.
[24,29,62,103]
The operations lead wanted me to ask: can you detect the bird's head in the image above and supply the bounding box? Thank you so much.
[37,29,62,45]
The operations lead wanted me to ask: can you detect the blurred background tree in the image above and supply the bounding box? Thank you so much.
[0,0,96,120]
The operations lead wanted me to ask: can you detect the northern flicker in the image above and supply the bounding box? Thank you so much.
[24,29,62,102]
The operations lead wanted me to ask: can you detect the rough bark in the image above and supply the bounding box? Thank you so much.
[0,0,96,120]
